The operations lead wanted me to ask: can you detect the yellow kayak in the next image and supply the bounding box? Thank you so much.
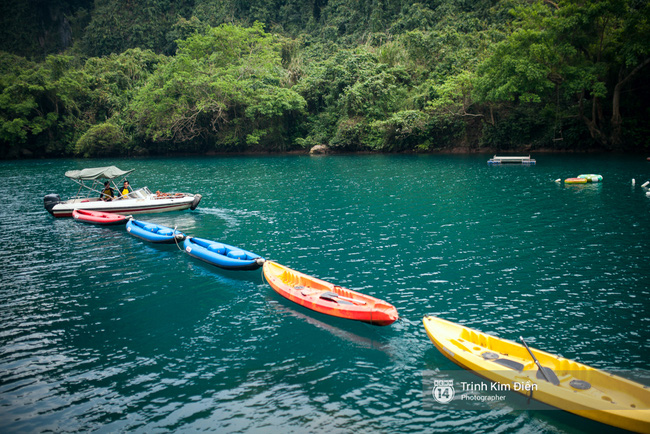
[423,316,650,433]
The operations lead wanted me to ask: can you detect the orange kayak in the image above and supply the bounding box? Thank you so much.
[564,177,588,184]
[263,261,398,326]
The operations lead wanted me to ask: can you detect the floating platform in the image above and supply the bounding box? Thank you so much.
[488,155,536,165]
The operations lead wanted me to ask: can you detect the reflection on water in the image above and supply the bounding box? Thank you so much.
[0,155,648,433]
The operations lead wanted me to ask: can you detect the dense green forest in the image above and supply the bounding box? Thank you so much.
[0,0,648,158]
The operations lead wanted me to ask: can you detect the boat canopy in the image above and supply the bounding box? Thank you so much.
[65,166,135,180]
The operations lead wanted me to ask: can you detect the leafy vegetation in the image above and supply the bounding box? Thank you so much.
[0,0,648,158]
[129,22,305,151]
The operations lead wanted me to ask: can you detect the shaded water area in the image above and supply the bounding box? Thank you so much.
[1,154,649,433]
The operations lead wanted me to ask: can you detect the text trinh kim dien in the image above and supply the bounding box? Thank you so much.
[461,381,538,392]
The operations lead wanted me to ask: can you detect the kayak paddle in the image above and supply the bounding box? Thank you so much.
[520,336,560,385]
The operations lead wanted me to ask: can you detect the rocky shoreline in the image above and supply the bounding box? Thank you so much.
[5,143,646,160]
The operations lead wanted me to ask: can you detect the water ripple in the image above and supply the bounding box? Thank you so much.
[0,156,648,433]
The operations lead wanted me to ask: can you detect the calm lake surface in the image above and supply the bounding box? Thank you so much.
[1,154,649,433]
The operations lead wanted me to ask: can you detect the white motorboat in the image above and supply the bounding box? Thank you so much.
[44,166,202,218]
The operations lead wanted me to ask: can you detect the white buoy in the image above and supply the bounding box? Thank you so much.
[642,181,650,188]
[554,179,561,183]
[632,178,635,186]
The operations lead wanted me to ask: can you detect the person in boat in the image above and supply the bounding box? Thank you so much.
[119,180,132,198]
[99,181,115,201]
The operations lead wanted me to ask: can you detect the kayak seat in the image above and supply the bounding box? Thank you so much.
[207,243,226,255]
[481,351,525,372]
[320,294,353,304]
[569,379,591,390]
[300,288,319,297]
[227,250,247,260]
[492,358,524,372]
[482,351,499,360]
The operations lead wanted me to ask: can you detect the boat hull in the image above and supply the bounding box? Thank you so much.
[263,261,398,326]
[183,237,264,271]
[422,316,650,433]
[126,219,185,244]
[72,209,130,225]
[49,195,200,218]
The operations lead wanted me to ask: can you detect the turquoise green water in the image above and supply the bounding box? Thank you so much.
[1,154,649,433]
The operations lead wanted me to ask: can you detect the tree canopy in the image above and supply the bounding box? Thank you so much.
[0,0,648,158]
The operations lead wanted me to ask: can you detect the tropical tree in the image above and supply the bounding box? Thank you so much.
[475,0,650,149]
[130,22,306,151]
[0,53,74,157]
[81,0,194,56]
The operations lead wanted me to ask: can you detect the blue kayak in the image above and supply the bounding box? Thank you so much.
[126,219,186,244]
[183,237,265,271]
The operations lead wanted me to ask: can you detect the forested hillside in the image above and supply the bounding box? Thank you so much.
[1,0,648,158]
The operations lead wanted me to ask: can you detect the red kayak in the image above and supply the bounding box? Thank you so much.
[72,209,130,225]
[263,261,399,326]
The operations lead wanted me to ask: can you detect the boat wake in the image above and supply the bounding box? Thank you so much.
[197,207,274,226]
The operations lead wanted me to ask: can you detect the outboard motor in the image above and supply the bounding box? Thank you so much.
[190,194,202,210]
[44,194,61,215]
